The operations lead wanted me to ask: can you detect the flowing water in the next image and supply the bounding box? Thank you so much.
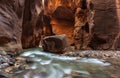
[11,48,120,78]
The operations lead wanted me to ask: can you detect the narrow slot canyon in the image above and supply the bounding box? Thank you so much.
[1,0,120,78]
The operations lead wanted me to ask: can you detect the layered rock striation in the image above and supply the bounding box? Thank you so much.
[0,0,22,52]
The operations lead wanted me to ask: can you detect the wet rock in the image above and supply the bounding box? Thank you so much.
[0,51,15,68]
[8,62,14,66]
[0,51,7,55]
[25,58,34,63]
[0,56,7,63]
[0,71,10,78]
[10,65,25,74]
[3,56,29,74]
[16,56,33,64]
[42,34,70,54]
[22,70,48,78]
[71,71,89,78]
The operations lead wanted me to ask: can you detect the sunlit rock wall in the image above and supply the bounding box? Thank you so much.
[44,0,94,49]
[44,0,120,50]
[43,0,81,44]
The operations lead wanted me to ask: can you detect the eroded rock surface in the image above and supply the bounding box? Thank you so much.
[21,0,43,49]
[73,0,94,50]
[42,0,120,50]
[0,0,22,52]
[90,0,120,50]
[43,0,76,44]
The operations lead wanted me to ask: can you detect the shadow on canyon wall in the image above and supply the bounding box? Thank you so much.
[89,0,120,50]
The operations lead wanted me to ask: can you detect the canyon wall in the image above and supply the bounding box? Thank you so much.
[44,0,120,50]
[0,0,120,52]
[43,0,94,50]
[90,0,120,50]
[43,0,76,43]
[21,0,43,48]
[0,0,44,52]
[0,0,22,52]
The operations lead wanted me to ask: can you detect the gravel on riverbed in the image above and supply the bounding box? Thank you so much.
[62,51,120,58]
[61,51,120,69]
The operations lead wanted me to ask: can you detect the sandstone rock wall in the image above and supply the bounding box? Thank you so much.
[44,0,92,49]
[0,0,44,51]
[0,0,120,52]
[0,0,22,52]
[21,0,43,49]
[90,0,120,50]
[43,0,76,43]
[44,0,120,50]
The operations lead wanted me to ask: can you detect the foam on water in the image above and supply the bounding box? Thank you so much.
[21,49,110,66]
[16,49,115,78]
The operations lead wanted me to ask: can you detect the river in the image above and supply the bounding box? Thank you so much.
[10,48,120,78]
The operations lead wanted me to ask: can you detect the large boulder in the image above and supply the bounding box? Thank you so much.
[0,0,22,52]
[42,34,70,53]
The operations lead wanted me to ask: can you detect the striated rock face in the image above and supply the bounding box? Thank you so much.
[73,0,94,50]
[44,0,120,50]
[21,0,43,49]
[0,0,44,51]
[112,32,120,50]
[0,0,22,52]
[89,0,120,50]
[43,0,76,44]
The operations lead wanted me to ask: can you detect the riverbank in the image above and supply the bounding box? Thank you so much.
[62,51,120,58]
[62,51,120,69]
